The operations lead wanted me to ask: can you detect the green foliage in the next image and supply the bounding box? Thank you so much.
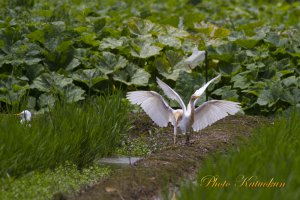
[116,138,151,157]
[0,92,130,177]
[0,162,111,200]
[179,110,300,199]
[0,0,299,114]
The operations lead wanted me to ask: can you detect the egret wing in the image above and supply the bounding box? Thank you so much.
[193,74,221,97]
[126,91,174,127]
[193,74,221,106]
[192,100,241,131]
[156,77,186,112]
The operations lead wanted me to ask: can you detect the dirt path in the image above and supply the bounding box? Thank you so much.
[66,115,269,200]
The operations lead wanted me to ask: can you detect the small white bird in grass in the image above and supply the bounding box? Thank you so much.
[127,74,241,145]
[15,110,32,125]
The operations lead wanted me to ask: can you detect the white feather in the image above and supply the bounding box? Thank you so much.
[20,110,32,123]
[126,91,174,127]
[192,100,241,131]
[193,74,221,97]
[156,77,187,112]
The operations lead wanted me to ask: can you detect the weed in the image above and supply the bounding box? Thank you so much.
[0,91,130,177]
[0,162,111,200]
[179,111,300,199]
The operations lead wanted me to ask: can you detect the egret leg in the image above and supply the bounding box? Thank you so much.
[185,135,190,145]
[173,125,177,145]
[185,129,190,145]
[174,134,176,145]
[185,127,193,145]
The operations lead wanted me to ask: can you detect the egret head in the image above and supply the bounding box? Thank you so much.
[191,95,200,101]
[18,110,32,123]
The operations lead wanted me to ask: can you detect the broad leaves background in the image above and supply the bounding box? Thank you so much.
[0,0,299,114]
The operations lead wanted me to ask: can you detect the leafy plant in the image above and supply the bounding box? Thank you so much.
[0,162,111,200]
[0,91,130,177]
[0,0,299,114]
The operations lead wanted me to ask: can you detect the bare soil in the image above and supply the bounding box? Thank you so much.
[65,114,270,200]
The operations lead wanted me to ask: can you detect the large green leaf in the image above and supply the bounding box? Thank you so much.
[99,37,127,50]
[71,69,108,88]
[130,39,162,58]
[257,82,283,107]
[246,62,265,71]
[229,30,265,48]
[0,26,22,54]
[155,50,187,81]
[231,74,251,90]
[165,25,190,38]
[31,73,73,93]
[281,88,300,106]
[0,75,29,105]
[93,17,106,32]
[212,86,239,101]
[63,84,86,103]
[264,32,281,47]
[65,58,81,71]
[78,33,100,47]
[234,39,261,49]
[157,35,181,49]
[155,58,183,81]
[257,89,275,106]
[38,93,56,109]
[166,50,184,67]
[96,51,128,75]
[241,81,267,97]
[282,76,297,87]
[113,63,150,86]
[127,17,165,36]
[219,63,241,75]
[209,43,240,62]
[31,72,85,103]
[25,64,45,82]
[42,23,67,52]
[195,22,230,39]
[27,29,45,44]
[43,39,75,69]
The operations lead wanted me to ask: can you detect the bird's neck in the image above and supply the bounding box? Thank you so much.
[186,98,195,116]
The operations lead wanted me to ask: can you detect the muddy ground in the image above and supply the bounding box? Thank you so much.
[65,114,270,200]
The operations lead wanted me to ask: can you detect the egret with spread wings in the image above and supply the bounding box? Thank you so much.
[126,75,241,144]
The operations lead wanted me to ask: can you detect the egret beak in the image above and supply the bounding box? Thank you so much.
[14,113,21,116]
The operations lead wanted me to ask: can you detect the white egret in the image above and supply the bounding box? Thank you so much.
[15,110,32,124]
[184,47,206,69]
[127,75,241,144]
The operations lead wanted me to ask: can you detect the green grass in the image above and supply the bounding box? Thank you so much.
[0,92,130,177]
[116,137,151,157]
[179,110,300,200]
[0,162,111,200]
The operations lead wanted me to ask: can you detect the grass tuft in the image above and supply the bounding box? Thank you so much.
[179,111,300,200]
[0,91,130,177]
[0,162,111,200]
